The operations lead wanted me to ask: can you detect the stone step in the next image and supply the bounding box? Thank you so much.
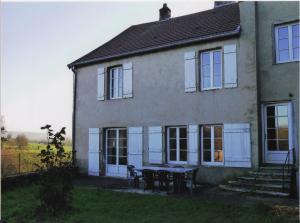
[248,171,291,178]
[219,184,289,197]
[237,176,290,184]
[228,180,289,192]
[259,166,291,171]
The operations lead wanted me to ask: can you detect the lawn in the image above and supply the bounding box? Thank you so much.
[2,185,297,223]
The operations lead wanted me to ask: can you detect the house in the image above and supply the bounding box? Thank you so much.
[68,2,299,186]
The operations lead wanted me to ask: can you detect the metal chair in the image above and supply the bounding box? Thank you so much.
[185,168,200,194]
[157,170,172,192]
[127,165,141,188]
[171,165,185,193]
[142,169,156,192]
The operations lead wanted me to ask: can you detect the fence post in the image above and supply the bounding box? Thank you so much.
[2,157,3,177]
[19,152,21,174]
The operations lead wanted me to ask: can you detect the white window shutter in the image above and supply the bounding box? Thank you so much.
[184,51,196,92]
[223,44,237,88]
[97,67,105,100]
[88,128,100,176]
[224,123,251,168]
[123,62,133,98]
[188,125,198,165]
[128,127,143,168]
[148,126,163,164]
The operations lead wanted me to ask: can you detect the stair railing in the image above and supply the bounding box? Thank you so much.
[282,147,297,198]
[282,148,291,193]
[289,148,297,198]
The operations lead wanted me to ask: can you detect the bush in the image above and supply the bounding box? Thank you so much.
[15,134,28,148]
[36,125,74,215]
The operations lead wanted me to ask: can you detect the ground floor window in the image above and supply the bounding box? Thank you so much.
[167,126,187,164]
[106,128,127,165]
[201,125,223,165]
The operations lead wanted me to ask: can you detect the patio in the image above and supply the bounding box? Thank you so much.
[73,175,299,209]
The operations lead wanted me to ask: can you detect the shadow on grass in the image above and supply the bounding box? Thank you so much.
[2,185,298,223]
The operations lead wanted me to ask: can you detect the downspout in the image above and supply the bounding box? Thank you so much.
[71,66,77,167]
[254,2,262,166]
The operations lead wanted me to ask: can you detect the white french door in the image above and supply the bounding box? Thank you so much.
[201,125,224,166]
[263,103,293,164]
[106,128,128,177]
[167,127,188,164]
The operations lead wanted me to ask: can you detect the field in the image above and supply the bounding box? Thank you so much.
[1,142,72,177]
[2,185,297,223]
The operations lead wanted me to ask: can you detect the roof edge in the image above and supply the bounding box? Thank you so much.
[68,26,240,69]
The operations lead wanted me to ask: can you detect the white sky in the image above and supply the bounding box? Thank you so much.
[1,1,214,136]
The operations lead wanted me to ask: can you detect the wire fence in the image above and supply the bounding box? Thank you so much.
[1,151,72,178]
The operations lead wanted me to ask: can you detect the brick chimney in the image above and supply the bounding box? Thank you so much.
[159,3,171,21]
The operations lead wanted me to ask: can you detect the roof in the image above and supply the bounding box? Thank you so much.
[68,3,240,69]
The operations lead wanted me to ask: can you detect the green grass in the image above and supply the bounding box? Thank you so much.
[2,143,72,176]
[2,142,72,153]
[2,185,296,223]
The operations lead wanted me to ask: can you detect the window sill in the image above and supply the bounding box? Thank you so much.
[168,161,188,165]
[202,162,224,167]
[275,59,300,65]
[108,97,133,100]
[201,87,223,91]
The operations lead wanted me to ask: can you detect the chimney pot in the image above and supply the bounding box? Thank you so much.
[159,3,171,21]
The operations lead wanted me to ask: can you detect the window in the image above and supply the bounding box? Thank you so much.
[201,125,223,165]
[167,127,187,164]
[109,66,123,99]
[201,50,222,90]
[106,128,128,165]
[275,22,300,63]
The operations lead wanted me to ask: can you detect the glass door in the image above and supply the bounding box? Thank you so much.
[106,128,127,177]
[264,103,293,164]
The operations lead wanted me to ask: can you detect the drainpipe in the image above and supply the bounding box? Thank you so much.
[71,66,77,167]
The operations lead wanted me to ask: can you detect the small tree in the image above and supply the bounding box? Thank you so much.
[37,124,74,215]
[15,134,28,148]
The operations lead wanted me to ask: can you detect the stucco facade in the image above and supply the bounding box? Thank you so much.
[256,1,299,165]
[71,2,299,184]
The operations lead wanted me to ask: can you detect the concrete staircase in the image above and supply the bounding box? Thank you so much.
[219,165,291,197]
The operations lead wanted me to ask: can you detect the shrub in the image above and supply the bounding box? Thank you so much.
[36,124,74,215]
[15,134,28,148]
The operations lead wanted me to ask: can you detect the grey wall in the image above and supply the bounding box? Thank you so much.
[256,2,299,164]
[74,2,259,182]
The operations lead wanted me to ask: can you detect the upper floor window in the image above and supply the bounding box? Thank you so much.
[200,49,222,90]
[275,22,300,63]
[109,66,123,99]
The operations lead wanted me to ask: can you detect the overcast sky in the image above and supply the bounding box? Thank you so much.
[1,1,213,136]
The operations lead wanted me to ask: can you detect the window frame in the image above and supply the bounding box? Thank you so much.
[167,126,188,164]
[275,22,300,64]
[201,125,224,166]
[200,49,223,91]
[109,66,123,99]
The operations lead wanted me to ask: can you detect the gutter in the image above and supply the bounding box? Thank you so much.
[68,26,241,69]
[71,66,77,167]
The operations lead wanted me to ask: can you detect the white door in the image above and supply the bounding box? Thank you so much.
[263,103,293,164]
[106,128,128,177]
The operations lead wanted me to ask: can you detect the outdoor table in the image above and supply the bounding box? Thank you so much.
[136,166,196,193]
